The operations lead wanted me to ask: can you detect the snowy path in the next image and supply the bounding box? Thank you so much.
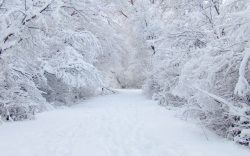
[0,90,249,156]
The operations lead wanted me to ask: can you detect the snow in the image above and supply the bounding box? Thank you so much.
[234,47,250,97]
[0,89,249,156]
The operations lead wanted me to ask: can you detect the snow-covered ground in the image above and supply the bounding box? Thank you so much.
[0,90,249,156]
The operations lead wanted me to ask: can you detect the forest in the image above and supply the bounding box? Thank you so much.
[0,0,250,152]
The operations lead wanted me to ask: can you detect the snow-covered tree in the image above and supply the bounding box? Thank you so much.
[143,0,250,146]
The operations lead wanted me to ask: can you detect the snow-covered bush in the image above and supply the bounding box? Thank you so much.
[0,0,123,121]
[142,0,250,146]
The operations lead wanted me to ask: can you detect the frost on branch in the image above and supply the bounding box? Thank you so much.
[234,48,250,97]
